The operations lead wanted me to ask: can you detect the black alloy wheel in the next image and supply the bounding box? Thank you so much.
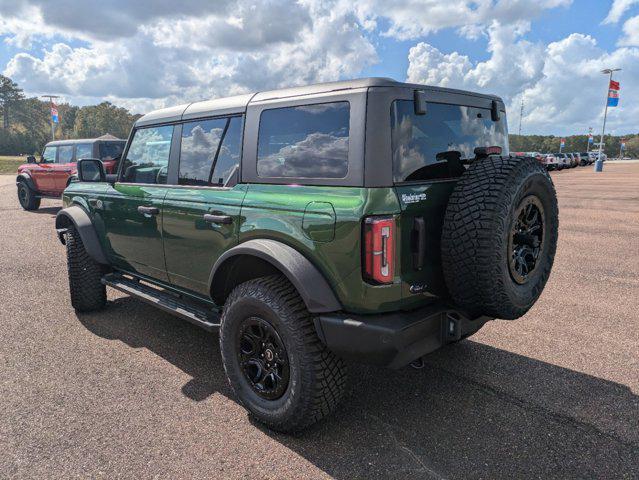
[508,195,545,285]
[237,316,290,400]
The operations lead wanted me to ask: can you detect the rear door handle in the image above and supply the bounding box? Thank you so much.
[138,206,159,216]
[203,214,233,225]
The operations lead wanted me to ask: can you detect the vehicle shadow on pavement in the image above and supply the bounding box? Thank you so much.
[29,206,61,216]
[77,298,639,480]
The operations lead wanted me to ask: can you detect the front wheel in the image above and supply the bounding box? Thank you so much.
[219,275,347,432]
[17,181,41,211]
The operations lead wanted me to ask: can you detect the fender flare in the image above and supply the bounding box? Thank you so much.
[16,173,36,192]
[209,239,342,313]
[55,205,109,264]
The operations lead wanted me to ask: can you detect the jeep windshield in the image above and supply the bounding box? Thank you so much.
[391,100,509,182]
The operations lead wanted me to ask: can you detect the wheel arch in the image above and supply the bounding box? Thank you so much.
[55,205,109,264]
[209,239,342,313]
[16,172,36,191]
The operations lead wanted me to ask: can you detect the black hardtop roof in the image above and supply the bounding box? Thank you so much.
[135,77,503,127]
[46,137,125,147]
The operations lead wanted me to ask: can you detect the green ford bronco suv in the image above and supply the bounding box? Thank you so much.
[56,78,558,432]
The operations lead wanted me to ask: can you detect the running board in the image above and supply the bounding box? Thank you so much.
[101,273,220,331]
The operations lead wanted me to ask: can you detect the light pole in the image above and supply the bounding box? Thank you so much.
[595,68,621,172]
[518,96,524,136]
[41,94,60,141]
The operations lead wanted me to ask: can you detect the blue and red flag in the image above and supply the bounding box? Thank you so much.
[588,133,593,144]
[51,105,59,123]
[607,80,620,107]
[560,138,565,148]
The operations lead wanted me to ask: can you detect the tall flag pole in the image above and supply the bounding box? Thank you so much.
[41,94,60,141]
[596,68,621,172]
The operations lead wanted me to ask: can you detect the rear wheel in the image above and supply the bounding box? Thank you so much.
[65,226,107,312]
[441,156,558,320]
[219,275,347,432]
[17,181,40,211]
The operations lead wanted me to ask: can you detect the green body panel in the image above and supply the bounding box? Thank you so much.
[162,185,247,295]
[62,178,458,315]
[100,183,169,282]
[240,184,404,314]
[394,181,458,300]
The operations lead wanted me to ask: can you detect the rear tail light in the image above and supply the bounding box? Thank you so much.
[363,216,395,284]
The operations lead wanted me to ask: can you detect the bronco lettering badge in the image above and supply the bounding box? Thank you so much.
[401,192,427,204]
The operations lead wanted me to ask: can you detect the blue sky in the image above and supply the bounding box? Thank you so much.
[1,0,638,135]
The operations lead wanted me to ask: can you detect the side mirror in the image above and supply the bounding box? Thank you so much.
[27,155,36,164]
[77,158,106,183]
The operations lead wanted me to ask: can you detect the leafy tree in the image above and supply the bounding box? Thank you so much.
[74,102,140,139]
[0,75,25,130]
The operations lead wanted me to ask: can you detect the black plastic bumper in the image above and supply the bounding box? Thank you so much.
[315,304,491,369]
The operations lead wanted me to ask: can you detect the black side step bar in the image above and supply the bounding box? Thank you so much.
[101,273,220,332]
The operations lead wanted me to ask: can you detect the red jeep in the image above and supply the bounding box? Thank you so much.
[16,137,125,210]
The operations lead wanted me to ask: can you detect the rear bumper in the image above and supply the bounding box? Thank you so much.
[315,304,491,369]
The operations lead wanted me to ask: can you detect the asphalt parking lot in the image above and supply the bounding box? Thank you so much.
[1,163,638,479]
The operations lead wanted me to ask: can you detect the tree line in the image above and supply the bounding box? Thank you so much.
[0,75,141,156]
[509,133,638,158]
[1,73,637,157]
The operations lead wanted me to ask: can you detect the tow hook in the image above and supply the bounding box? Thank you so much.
[409,357,426,370]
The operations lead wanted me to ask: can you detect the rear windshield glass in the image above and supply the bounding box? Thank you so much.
[391,100,508,182]
[100,142,124,161]
[257,102,349,179]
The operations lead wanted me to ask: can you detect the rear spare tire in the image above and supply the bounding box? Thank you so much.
[441,156,558,320]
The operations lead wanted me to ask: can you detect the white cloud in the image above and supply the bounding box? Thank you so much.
[348,0,572,40]
[618,15,639,46]
[407,21,544,99]
[1,0,636,136]
[407,27,639,135]
[3,0,376,113]
[602,0,639,24]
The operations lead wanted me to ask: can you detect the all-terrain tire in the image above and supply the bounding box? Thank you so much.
[17,181,41,211]
[219,274,347,432]
[441,156,558,320]
[65,226,107,312]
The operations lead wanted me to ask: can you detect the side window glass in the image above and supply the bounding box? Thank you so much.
[75,143,93,160]
[211,116,242,185]
[121,125,174,184]
[178,118,228,186]
[257,102,349,179]
[42,147,56,163]
[58,145,74,163]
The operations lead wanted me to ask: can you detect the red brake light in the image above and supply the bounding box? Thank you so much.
[363,216,395,284]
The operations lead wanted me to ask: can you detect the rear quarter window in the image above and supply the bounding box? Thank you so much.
[257,102,349,179]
